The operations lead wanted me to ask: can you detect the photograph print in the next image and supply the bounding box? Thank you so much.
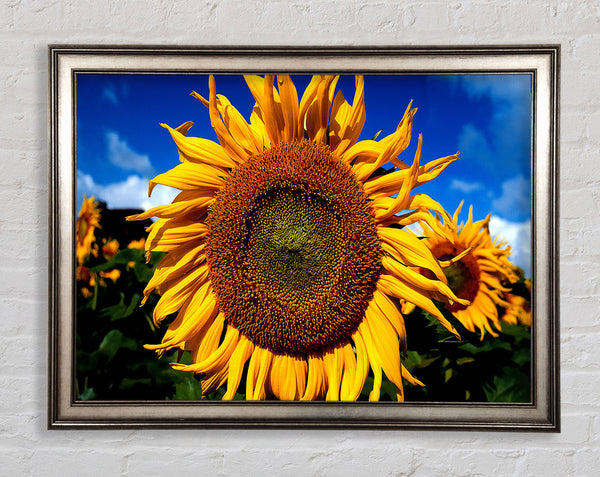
[74,71,533,404]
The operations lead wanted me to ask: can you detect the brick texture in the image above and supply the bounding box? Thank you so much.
[1,0,599,475]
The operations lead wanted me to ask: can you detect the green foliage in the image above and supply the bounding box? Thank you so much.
[76,238,189,400]
[401,308,531,402]
[483,367,531,402]
[168,376,205,401]
[77,209,531,403]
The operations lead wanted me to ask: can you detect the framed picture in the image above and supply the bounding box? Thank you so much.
[49,46,559,430]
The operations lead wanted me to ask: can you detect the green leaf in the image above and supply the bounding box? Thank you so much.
[483,368,531,402]
[499,323,531,344]
[456,357,475,365]
[99,292,142,321]
[120,377,153,390]
[380,378,399,401]
[98,292,131,321]
[404,351,440,370]
[444,368,453,383]
[169,376,205,400]
[205,386,227,401]
[148,251,166,267]
[512,347,531,366]
[124,293,142,316]
[134,262,155,283]
[360,375,374,399]
[459,340,511,355]
[98,329,137,362]
[90,248,145,272]
[79,387,97,400]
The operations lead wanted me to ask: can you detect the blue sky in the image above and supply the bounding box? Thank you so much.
[76,73,532,275]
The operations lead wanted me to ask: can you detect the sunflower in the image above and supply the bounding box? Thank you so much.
[102,238,120,260]
[131,75,469,401]
[76,198,122,289]
[127,238,146,250]
[127,238,146,268]
[501,293,531,326]
[76,195,101,265]
[501,278,531,327]
[76,196,101,295]
[417,202,519,338]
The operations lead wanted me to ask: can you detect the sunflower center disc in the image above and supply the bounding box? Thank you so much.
[246,188,345,296]
[436,249,480,312]
[206,140,382,357]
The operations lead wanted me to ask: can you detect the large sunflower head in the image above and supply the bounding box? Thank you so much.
[418,202,519,338]
[76,195,101,265]
[131,75,468,401]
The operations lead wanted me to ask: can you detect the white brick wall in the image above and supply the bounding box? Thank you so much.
[1,0,598,475]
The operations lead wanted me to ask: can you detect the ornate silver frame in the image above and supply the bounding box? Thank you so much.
[48,46,560,430]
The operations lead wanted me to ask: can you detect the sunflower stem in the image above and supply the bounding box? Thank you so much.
[91,279,98,311]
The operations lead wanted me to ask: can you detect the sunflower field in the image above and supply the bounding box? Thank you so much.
[76,75,531,403]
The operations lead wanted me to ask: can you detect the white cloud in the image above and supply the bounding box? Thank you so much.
[102,86,119,105]
[458,123,494,170]
[492,175,531,219]
[488,215,531,277]
[457,75,531,104]
[106,131,155,178]
[456,76,532,174]
[77,170,178,213]
[450,179,484,194]
[101,82,129,105]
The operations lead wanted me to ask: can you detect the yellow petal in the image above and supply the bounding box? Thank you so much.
[377,225,446,281]
[298,75,321,127]
[150,264,210,325]
[330,76,366,157]
[277,355,299,401]
[158,282,216,344]
[354,323,383,402]
[145,218,208,253]
[208,75,249,162]
[149,162,226,195]
[293,357,308,399]
[187,312,225,362]
[339,342,358,400]
[244,75,283,145]
[323,347,343,401]
[277,75,300,142]
[201,367,229,397]
[375,134,422,221]
[401,364,424,387]
[171,325,239,374]
[268,354,282,399]
[339,139,381,165]
[249,347,273,400]
[161,123,236,168]
[352,104,416,182]
[350,330,370,399]
[363,302,403,398]
[378,274,460,339]
[143,243,206,298]
[381,256,469,307]
[301,356,326,401]
[127,194,214,221]
[216,95,264,155]
[373,289,407,353]
[307,76,338,144]
[223,336,254,400]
